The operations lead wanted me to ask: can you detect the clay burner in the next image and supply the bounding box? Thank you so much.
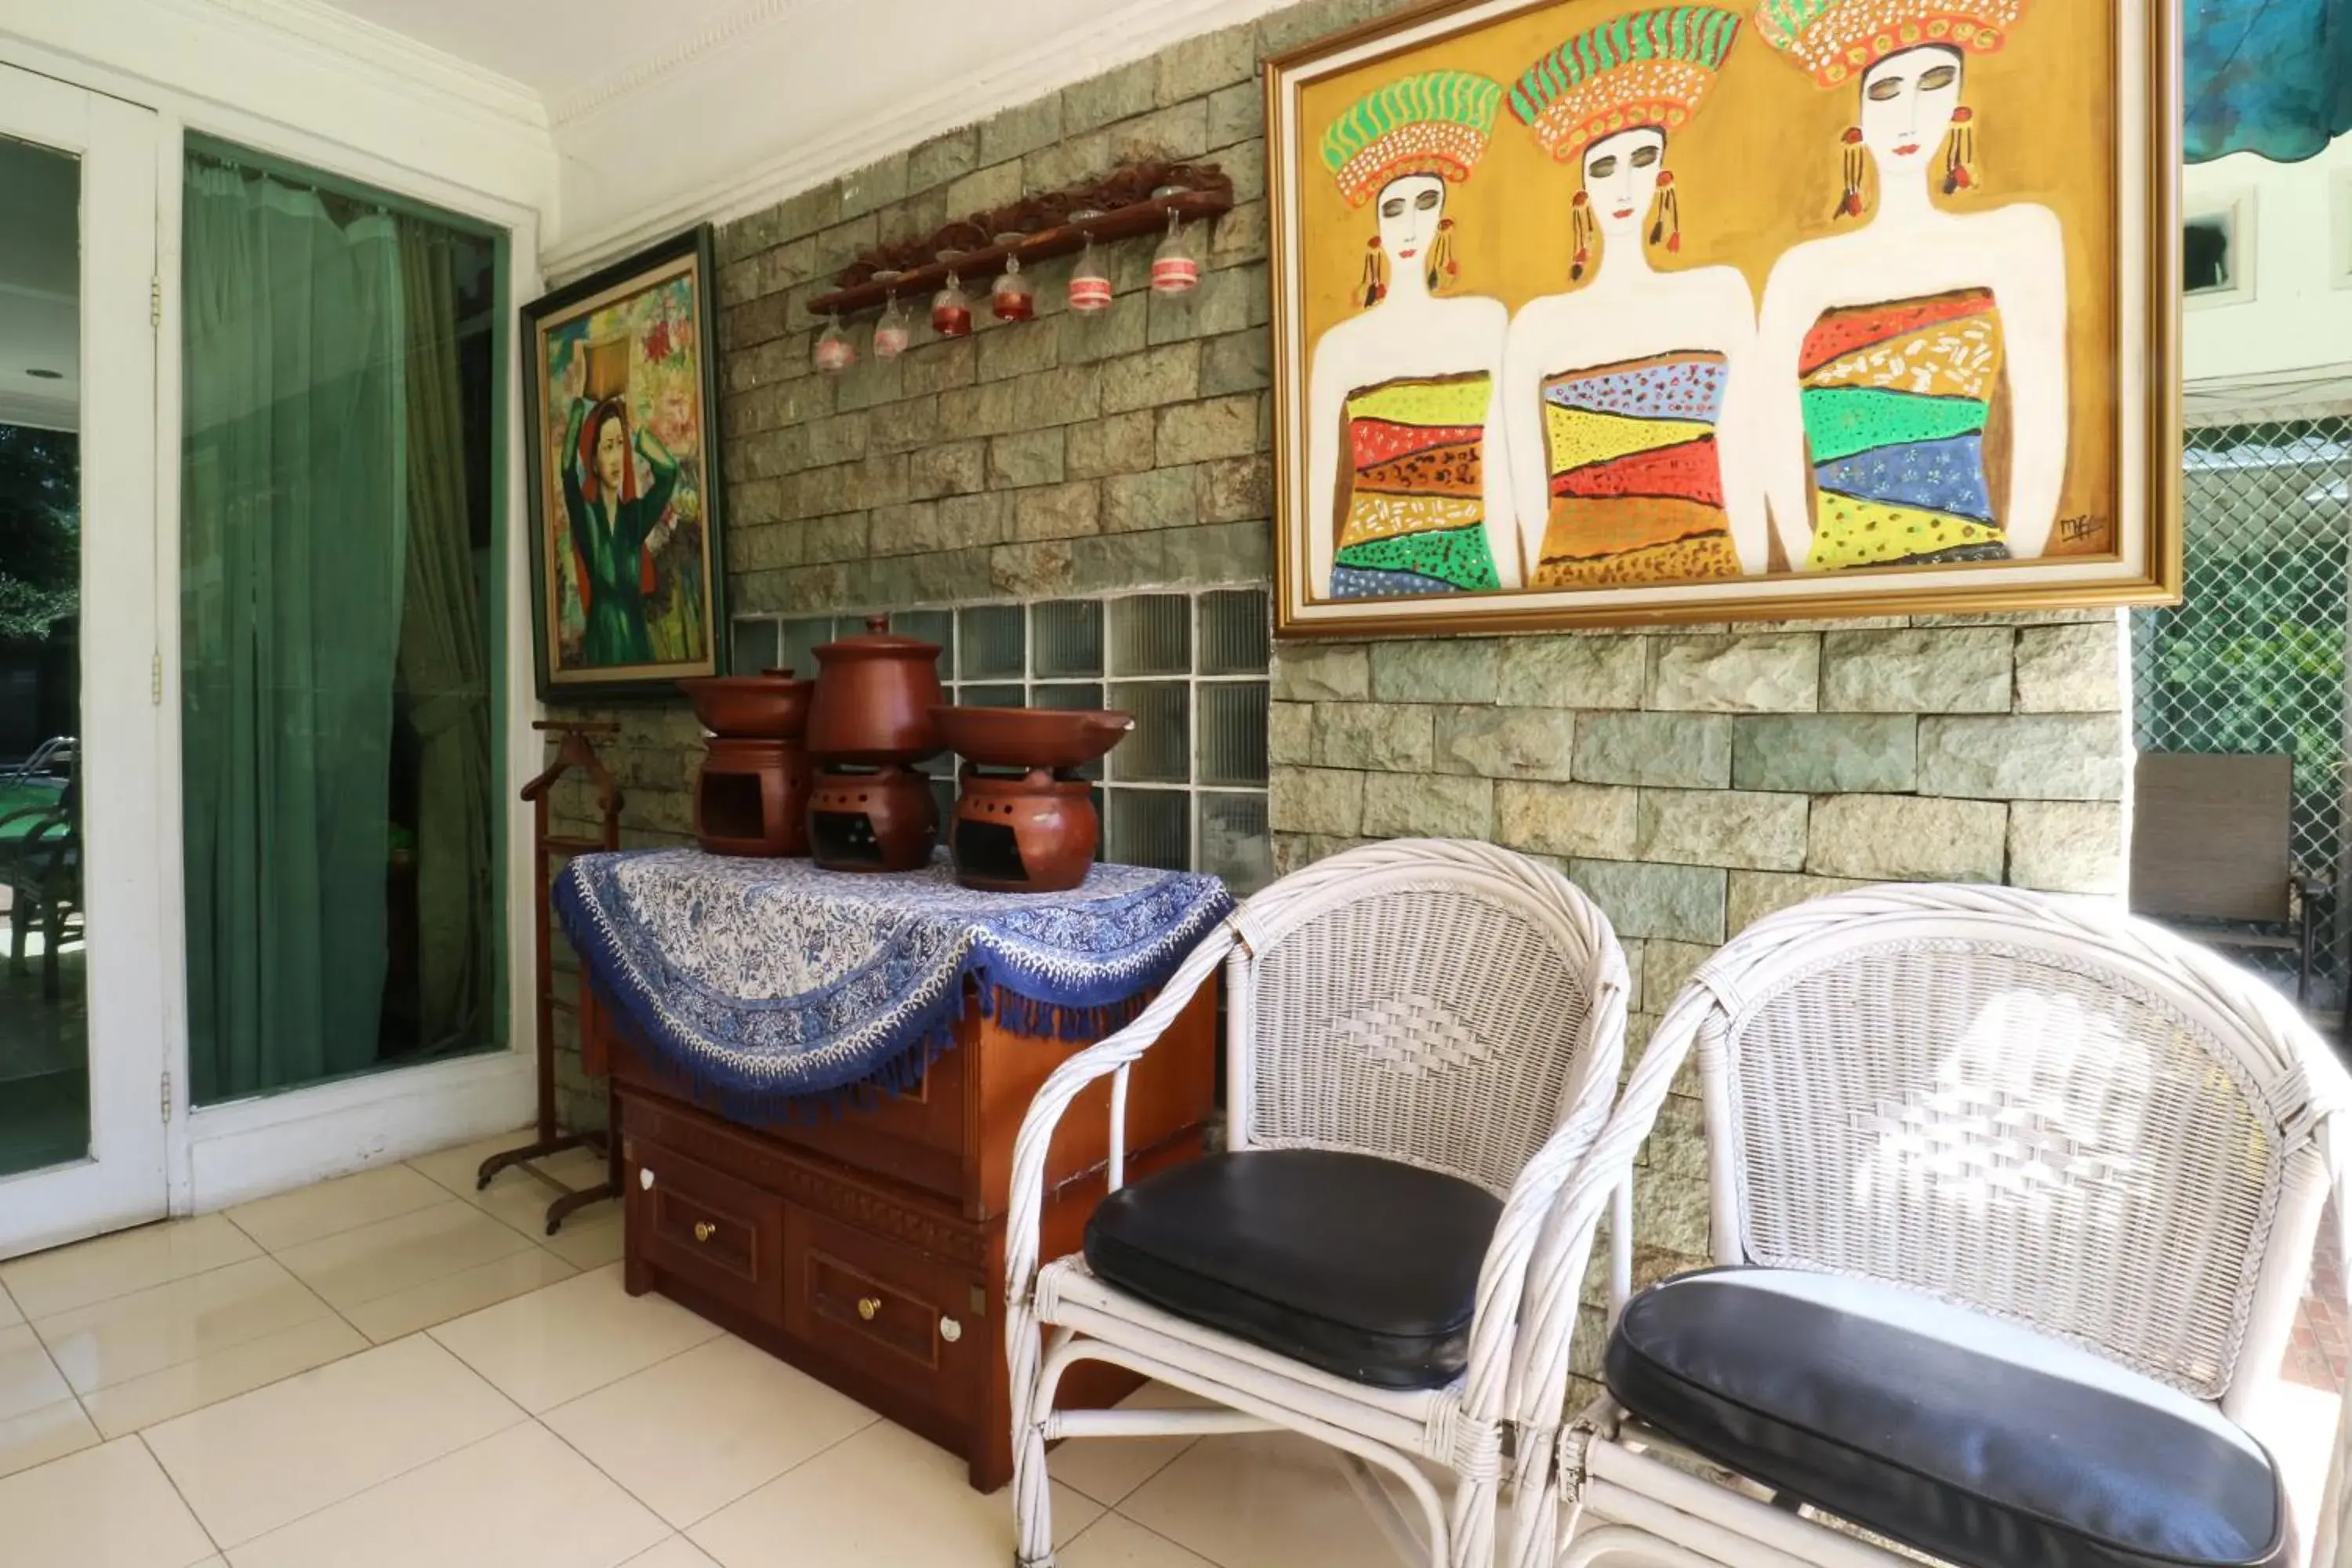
[933,706,1134,893]
[678,671,814,857]
[805,615,947,873]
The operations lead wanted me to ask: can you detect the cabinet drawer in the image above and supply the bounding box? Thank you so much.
[786,1210,982,1417]
[626,1139,786,1329]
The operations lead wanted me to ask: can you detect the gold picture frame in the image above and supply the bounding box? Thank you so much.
[1265,0,2180,637]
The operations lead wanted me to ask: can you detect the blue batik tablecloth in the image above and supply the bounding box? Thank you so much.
[554,848,1233,1114]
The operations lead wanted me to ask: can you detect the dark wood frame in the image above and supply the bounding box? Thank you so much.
[807,162,1236,320]
[520,227,728,702]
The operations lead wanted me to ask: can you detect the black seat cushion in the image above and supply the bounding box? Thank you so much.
[1083,1149,1501,1390]
[1606,1267,2289,1568]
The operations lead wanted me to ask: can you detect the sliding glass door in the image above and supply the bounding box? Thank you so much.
[180,140,508,1106]
[0,66,168,1257]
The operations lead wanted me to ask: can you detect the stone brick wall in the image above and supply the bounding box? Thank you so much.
[536,0,2138,1389]
[1269,612,2130,1385]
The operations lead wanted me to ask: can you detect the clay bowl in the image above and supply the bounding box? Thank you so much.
[678,670,814,740]
[931,706,1134,773]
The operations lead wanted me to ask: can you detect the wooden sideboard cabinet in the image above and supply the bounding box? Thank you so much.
[584,978,1218,1492]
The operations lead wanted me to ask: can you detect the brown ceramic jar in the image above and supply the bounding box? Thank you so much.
[805,615,946,766]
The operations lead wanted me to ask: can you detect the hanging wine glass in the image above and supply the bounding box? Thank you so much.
[1150,202,1199,295]
[1069,222,1112,314]
[931,269,972,338]
[873,292,911,359]
[813,313,855,374]
[991,246,1035,323]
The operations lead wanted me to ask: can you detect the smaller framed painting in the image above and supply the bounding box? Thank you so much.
[522,227,726,701]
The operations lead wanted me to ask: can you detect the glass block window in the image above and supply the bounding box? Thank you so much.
[738,589,1273,895]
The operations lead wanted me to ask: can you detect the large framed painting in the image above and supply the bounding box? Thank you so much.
[522,227,726,699]
[1266,0,2180,635]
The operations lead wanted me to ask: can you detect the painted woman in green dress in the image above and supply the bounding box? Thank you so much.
[561,394,680,670]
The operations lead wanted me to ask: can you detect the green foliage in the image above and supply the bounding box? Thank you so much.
[0,425,78,644]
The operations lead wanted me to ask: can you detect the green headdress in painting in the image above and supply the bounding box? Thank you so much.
[1320,70,1504,207]
[1508,6,1744,163]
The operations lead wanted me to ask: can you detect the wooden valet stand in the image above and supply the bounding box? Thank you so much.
[474,720,626,1233]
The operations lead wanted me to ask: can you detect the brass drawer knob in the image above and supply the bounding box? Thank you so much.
[693,1221,716,1243]
[857,1296,881,1321]
[938,1316,962,1344]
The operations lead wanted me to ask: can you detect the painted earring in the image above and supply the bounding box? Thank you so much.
[1570,191,1595,282]
[1836,127,1867,220]
[1650,171,1682,254]
[1944,107,1978,195]
[1428,218,1457,292]
[1359,235,1388,307]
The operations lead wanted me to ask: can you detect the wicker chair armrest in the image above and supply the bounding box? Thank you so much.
[1496,986,1711,1568]
[1003,924,1240,1443]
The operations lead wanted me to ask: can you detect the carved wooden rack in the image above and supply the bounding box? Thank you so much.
[808,160,1235,319]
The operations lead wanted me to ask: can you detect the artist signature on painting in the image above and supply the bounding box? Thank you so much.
[2056,515,2105,546]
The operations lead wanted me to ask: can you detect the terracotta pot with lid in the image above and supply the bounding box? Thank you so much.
[806,614,946,766]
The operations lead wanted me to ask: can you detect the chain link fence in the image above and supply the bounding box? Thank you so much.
[2131,416,2352,1007]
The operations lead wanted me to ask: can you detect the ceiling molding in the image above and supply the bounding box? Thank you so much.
[141,0,548,131]
[543,0,1286,277]
[548,0,813,126]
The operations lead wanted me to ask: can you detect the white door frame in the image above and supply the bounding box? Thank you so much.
[0,36,554,1229]
[149,113,548,1216]
[0,65,169,1259]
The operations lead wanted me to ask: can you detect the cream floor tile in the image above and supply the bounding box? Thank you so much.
[0,1436,216,1568]
[1046,1380,1214,1508]
[542,1209,626,1270]
[0,1214,261,1320]
[1117,1430,1411,1568]
[0,1282,22,1329]
[80,1314,369,1439]
[0,1322,71,1420]
[34,1255,335,1396]
[543,1333,877,1528]
[688,1419,1105,1568]
[342,1247,577,1343]
[621,1539,722,1567]
[225,1421,668,1568]
[1062,1514,1219,1568]
[143,1332,524,1548]
[430,1263,720,1414]
[224,1164,452,1253]
[273,1199,539,1313]
[0,1396,100,1480]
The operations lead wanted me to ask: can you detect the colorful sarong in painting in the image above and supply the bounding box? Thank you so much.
[1534,351,1740,586]
[1799,288,2011,572]
[1332,375,1503,598]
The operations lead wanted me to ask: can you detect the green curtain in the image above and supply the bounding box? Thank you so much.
[394,220,493,1054]
[181,160,409,1102]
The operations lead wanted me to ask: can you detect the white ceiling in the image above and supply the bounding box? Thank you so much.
[0,135,81,433]
[310,0,800,110]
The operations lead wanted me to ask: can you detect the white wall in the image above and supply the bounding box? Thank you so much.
[0,0,556,222]
[2184,139,2352,386]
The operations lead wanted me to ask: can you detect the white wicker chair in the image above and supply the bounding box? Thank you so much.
[1003,838,1632,1568]
[1527,882,2351,1568]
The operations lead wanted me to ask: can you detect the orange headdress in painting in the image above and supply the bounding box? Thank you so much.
[1757,0,2021,211]
[1508,7,1743,274]
[1751,0,2027,87]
